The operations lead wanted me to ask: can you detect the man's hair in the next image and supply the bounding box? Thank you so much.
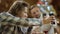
[8,1,29,16]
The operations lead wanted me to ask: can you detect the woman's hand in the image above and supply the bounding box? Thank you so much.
[43,17,52,24]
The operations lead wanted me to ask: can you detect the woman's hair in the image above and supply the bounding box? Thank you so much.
[28,5,40,18]
[8,1,29,16]
[29,5,39,11]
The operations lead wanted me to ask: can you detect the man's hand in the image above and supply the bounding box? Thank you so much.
[31,26,45,34]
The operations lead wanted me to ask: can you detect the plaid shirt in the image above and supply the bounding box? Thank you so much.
[0,12,27,26]
[0,12,41,26]
[0,12,41,34]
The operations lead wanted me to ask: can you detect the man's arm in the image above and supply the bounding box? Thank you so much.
[0,12,40,26]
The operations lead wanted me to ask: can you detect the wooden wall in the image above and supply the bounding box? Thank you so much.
[0,0,16,12]
[24,0,38,5]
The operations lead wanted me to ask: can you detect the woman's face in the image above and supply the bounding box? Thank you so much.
[21,11,28,18]
[17,7,28,18]
[31,7,41,18]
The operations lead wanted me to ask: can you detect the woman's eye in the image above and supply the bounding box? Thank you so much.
[33,12,36,14]
[36,10,39,12]
[24,12,27,13]
[24,12,26,13]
